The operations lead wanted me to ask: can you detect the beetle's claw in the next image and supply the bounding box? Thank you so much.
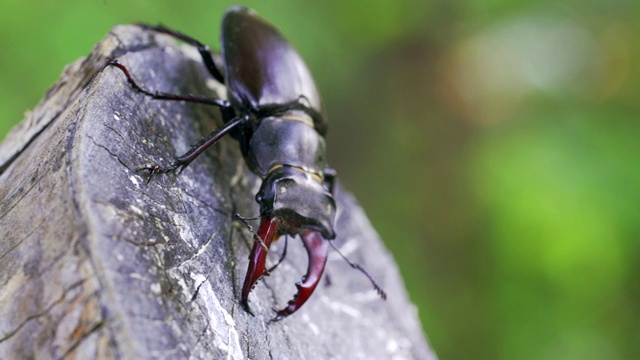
[136,160,186,184]
[271,231,329,320]
[268,307,284,323]
[241,220,329,319]
[241,299,255,316]
[241,216,280,314]
[135,163,161,184]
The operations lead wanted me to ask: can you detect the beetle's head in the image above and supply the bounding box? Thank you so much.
[242,165,335,319]
[256,166,335,240]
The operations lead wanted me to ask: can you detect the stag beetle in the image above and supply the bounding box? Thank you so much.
[107,6,385,321]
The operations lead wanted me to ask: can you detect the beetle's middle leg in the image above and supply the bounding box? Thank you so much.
[105,60,248,175]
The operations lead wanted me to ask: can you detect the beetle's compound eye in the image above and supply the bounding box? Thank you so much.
[255,192,264,203]
[276,178,295,193]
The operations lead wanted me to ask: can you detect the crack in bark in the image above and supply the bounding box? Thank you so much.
[0,112,56,175]
[172,231,217,272]
[61,320,107,358]
[190,313,211,359]
[0,279,87,343]
[102,123,140,155]
[88,135,133,172]
[0,217,46,261]
[64,119,84,220]
[0,168,48,222]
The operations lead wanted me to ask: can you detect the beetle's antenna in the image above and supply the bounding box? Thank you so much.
[328,241,387,300]
[234,214,268,251]
[234,214,288,273]
[234,213,264,221]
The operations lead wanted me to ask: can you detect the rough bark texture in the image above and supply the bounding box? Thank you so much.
[0,25,436,359]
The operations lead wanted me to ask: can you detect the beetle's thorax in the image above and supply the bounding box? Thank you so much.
[246,109,327,178]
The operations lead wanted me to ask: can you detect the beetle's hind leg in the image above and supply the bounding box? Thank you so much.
[137,24,225,84]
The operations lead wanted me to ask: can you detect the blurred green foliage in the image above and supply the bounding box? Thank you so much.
[1,1,638,358]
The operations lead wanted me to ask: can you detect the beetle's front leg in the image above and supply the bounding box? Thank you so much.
[323,168,337,194]
[271,230,329,321]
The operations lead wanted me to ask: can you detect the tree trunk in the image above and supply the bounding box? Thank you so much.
[0,25,436,359]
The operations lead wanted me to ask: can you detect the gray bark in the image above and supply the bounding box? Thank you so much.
[0,25,436,359]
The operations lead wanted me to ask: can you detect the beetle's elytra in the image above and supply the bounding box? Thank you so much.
[107,6,385,321]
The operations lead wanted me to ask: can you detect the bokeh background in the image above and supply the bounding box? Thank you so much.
[1,1,639,358]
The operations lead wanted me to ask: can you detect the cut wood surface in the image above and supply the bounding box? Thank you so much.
[0,25,436,359]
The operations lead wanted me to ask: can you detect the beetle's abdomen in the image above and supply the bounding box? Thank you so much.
[221,7,322,115]
[247,112,327,178]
